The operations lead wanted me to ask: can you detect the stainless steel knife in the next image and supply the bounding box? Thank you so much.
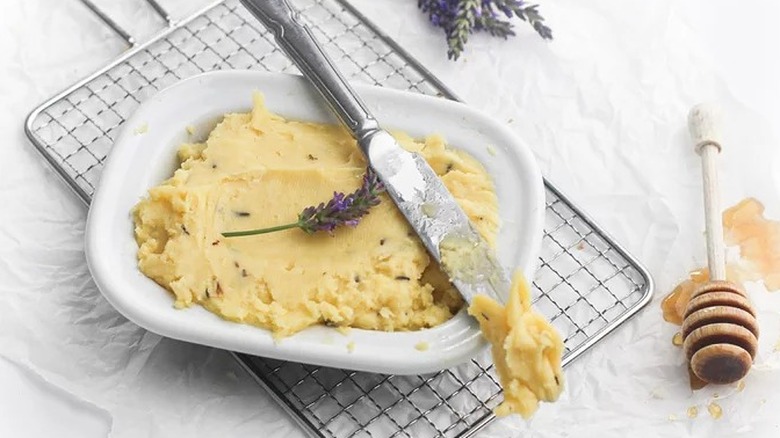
[240,0,511,304]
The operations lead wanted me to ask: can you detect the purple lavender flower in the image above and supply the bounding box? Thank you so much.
[222,167,385,238]
[418,0,552,60]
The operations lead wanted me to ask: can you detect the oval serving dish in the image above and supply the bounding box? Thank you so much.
[85,71,544,375]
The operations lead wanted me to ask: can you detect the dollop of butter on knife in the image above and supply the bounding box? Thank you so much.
[439,234,502,286]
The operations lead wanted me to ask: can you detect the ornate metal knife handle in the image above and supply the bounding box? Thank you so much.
[240,0,380,144]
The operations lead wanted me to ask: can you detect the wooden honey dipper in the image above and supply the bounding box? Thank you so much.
[682,104,759,384]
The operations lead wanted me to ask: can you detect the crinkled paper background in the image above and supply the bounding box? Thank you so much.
[1,0,780,436]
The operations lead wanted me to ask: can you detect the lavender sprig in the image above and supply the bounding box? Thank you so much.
[418,0,553,60]
[222,167,385,238]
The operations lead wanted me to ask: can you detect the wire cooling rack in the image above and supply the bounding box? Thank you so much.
[25,1,653,437]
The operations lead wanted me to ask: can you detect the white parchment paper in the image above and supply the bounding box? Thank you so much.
[1,0,779,436]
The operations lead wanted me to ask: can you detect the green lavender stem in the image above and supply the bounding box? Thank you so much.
[222,222,300,238]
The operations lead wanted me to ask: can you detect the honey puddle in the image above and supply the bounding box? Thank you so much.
[662,198,780,391]
[662,198,780,325]
[723,198,780,290]
[661,266,742,325]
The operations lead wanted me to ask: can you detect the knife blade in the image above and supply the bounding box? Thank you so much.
[240,0,511,303]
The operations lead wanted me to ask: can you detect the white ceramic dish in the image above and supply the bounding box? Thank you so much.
[85,71,544,375]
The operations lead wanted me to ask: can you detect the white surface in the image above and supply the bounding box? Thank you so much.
[2,0,780,437]
[85,70,544,375]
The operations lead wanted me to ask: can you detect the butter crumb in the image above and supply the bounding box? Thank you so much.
[486,145,497,156]
[687,406,698,418]
[186,125,196,135]
[736,380,746,392]
[672,332,683,347]
[336,326,351,336]
[707,402,722,420]
[346,341,355,353]
[668,414,678,421]
[649,388,664,399]
[773,338,780,352]
[134,122,148,135]
[414,341,429,351]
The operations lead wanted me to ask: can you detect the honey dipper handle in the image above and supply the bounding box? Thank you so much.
[688,104,727,281]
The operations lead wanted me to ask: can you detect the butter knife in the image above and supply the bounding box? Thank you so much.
[240,0,511,304]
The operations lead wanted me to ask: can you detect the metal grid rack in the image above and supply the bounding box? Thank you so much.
[24,1,654,437]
